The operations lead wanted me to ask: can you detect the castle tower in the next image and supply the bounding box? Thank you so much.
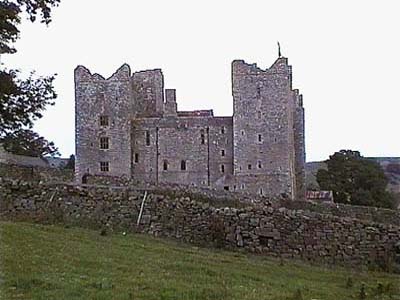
[232,57,304,199]
[74,64,133,182]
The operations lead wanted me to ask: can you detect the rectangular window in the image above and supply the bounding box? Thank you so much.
[221,164,225,173]
[200,132,205,144]
[145,131,150,146]
[258,161,262,169]
[100,161,109,172]
[163,160,168,171]
[248,164,252,170]
[221,149,225,156]
[224,186,229,191]
[100,137,109,149]
[134,153,139,163]
[100,115,109,126]
[258,134,262,142]
[181,160,186,171]
[221,126,225,134]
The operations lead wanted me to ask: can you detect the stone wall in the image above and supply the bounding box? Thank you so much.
[1,179,399,270]
[280,200,400,227]
[131,116,234,190]
[74,64,133,181]
[231,58,305,199]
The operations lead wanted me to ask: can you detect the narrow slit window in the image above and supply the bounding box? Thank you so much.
[181,160,186,171]
[221,126,225,134]
[248,164,252,170]
[100,161,109,172]
[200,130,205,144]
[163,160,168,171]
[221,164,225,173]
[221,149,225,157]
[134,153,139,163]
[100,137,109,149]
[145,131,150,146]
[258,161,262,169]
[258,134,262,142]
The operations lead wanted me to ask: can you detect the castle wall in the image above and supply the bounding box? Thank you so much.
[131,69,164,117]
[294,91,306,200]
[232,58,296,198]
[131,116,234,189]
[75,64,132,181]
[75,57,305,199]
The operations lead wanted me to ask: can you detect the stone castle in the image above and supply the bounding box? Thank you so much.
[75,57,305,199]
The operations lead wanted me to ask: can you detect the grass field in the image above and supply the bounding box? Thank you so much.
[0,221,399,300]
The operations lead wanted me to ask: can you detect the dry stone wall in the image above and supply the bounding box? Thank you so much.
[1,179,399,270]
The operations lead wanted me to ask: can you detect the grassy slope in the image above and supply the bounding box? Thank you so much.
[0,222,399,300]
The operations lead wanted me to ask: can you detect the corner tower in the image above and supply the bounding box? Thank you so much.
[75,64,133,182]
[232,57,305,199]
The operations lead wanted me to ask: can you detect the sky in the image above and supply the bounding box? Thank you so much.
[2,0,400,161]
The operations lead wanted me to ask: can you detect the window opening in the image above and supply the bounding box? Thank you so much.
[100,137,109,149]
[163,160,168,171]
[100,161,109,172]
[145,131,150,146]
[100,115,109,126]
[181,160,186,171]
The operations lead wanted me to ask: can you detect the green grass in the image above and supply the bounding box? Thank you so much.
[0,221,399,299]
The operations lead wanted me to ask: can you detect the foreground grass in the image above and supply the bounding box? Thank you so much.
[0,222,399,300]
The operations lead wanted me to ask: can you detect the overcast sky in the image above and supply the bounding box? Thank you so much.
[3,0,400,161]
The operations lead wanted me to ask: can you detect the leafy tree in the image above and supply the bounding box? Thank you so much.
[1,129,59,157]
[316,150,395,209]
[0,0,60,147]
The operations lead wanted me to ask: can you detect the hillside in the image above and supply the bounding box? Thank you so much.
[1,222,399,300]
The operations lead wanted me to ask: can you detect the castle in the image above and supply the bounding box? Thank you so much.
[75,57,305,199]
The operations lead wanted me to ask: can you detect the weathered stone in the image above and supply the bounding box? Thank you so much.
[74,58,305,199]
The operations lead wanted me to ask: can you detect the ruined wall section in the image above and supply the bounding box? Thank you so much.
[293,90,306,200]
[75,64,132,181]
[232,58,295,198]
[131,69,164,118]
[131,116,234,189]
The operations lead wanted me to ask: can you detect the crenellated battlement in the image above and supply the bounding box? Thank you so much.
[75,57,306,199]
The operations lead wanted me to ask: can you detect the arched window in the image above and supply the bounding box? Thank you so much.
[181,160,186,171]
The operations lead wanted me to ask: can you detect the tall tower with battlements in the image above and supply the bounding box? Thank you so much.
[232,57,305,199]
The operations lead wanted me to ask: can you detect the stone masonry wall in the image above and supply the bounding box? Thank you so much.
[231,58,303,198]
[75,58,305,199]
[74,64,133,181]
[1,179,399,270]
[131,116,234,190]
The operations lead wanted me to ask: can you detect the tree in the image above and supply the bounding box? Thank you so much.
[1,129,59,157]
[0,0,60,143]
[316,150,395,209]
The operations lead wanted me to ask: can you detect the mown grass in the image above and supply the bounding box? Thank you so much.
[0,221,399,299]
